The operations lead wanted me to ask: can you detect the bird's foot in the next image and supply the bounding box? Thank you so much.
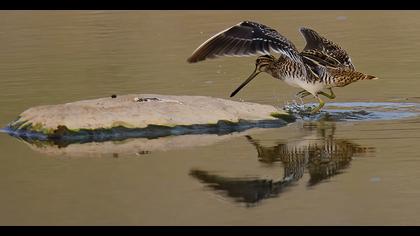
[309,106,322,114]
[295,90,311,99]
[309,98,326,115]
[317,89,336,99]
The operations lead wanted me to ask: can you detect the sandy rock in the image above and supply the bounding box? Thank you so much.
[5,94,294,140]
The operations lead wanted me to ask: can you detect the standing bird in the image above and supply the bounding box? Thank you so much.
[187,21,378,114]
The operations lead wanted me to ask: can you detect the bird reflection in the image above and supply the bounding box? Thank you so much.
[190,122,375,206]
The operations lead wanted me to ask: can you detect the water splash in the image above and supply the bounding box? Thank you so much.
[283,102,420,122]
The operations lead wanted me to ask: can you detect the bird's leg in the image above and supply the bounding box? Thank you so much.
[295,90,311,99]
[317,88,336,99]
[310,96,325,114]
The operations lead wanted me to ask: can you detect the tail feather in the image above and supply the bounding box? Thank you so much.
[367,75,379,80]
[325,68,379,87]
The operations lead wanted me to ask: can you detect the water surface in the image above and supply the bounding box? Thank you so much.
[1,11,420,225]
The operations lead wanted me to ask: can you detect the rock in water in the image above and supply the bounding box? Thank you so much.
[4,94,295,143]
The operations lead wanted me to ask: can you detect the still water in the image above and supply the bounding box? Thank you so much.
[1,11,420,225]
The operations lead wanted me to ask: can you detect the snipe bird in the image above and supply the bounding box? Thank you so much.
[187,21,378,114]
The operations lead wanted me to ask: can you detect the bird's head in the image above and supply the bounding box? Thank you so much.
[255,55,276,73]
[230,55,275,97]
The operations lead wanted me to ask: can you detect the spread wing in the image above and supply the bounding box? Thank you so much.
[187,21,301,63]
[299,27,355,70]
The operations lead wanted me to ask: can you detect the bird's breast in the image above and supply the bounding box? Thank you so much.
[274,73,326,95]
[281,75,305,88]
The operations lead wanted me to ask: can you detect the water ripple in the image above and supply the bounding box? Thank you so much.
[284,102,420,122]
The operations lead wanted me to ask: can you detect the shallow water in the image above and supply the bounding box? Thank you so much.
[1,11,420,225]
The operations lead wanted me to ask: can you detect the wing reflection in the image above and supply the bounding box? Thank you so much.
[190,169,293,207]
[190,122,375,206]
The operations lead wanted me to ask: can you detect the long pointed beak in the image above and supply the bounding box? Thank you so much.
[230,67,260,97]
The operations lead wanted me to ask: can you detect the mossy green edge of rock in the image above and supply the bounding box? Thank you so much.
[5,94,296,142]
[270,112,297,122]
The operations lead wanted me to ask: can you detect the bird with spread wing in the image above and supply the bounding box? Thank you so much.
[187,21,378,114]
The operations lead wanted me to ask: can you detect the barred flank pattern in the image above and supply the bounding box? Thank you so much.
[326,68,378,87]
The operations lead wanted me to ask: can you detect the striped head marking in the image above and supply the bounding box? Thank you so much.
[256,55,275,72]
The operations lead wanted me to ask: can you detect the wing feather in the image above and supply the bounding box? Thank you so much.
[187,21,301,63]
[299,27,355,70]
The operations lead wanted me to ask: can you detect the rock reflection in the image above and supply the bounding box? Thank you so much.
[11,128,271,158]
[190,122,375,206]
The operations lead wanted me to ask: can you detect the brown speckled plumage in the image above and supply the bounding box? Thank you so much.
[187,21,378,113]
